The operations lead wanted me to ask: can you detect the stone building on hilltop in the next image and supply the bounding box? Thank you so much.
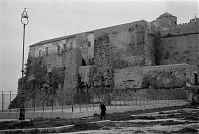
[19,13,199,106]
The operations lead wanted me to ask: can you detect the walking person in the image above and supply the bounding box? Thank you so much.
[100,102,106,120]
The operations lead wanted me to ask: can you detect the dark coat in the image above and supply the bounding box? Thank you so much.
[100,103,106,112]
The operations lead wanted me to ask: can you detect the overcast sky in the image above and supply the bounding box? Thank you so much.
[0,0,198,92]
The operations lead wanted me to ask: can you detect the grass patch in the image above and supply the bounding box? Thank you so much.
[134,130,146,133]
[173,127,198,133]
[65,122,101,132]
[132,116,157,120]
[0,121,33,130]
[0,105,196,131]
[184,116,199,121]
[160,120,185,126]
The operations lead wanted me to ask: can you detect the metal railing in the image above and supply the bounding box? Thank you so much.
[1,88,189,113]
[0,90,17,112]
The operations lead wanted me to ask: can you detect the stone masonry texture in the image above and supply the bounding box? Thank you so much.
[20,13,199,105]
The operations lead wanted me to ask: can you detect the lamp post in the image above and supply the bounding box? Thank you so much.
[19,8,29,120]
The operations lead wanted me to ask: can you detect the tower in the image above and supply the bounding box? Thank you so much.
[152,12,177,27]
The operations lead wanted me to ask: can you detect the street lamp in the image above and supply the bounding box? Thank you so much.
[19,8,29,120]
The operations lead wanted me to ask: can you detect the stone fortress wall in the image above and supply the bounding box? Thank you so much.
[28,20,155,92]
[114,63,198,89]
[26,13,199,104]
[93,20,155,87]
[159,21,199,36]
[156,20,199,67]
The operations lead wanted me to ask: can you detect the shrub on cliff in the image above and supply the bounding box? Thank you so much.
[142,70,185,88]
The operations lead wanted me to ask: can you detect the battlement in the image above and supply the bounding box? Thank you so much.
[159,21,199,37]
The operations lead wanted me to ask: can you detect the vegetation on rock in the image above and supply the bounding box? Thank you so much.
[9,57,65,108]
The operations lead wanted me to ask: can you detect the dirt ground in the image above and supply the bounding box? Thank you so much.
[63,105,199,134]
[0,105,199,134]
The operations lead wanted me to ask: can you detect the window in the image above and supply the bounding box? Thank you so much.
[39,50,42,57]
[82,59,86,66]
[88,41,91,47]
[57,45,60,53]
[69,42,73,50]
[63,43,66,50]
[194,72,198,85]
[45,47,48,55]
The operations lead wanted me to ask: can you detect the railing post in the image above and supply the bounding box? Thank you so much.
[34,98,35,112]
[2,91,3,112]
[52,88,54,113]
[115,91,116,108]
[80,89,82,112]
[139,94,141,106]
[62,92,64,112]
[86,86,88,111]
[92,92,94,111]
[98,91,100,110]
[72,92,74,112]
[124,90,126,107]
[162,89,163,104]
[136,93,137,106]
[43,103,44,112]
[10,91,11,112]
[119,92,121,107]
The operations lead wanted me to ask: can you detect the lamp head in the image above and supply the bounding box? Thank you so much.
[21,8,29,25]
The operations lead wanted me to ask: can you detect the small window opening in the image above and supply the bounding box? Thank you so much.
[39,50,42,57]
[57,45,60,53]
[88,41,91,47]
[63,43,66,50]
[82,59,86,66]
[45,47,48,55]
[194,72,198,85]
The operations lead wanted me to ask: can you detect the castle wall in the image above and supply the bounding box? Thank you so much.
[75,32,94,66]
[28,31,95,103]
[114,64,198,89]
[22,14,199,108]
[42,54,63,68]
[144,22,156,66]
[93,21,155,87]
[158,34,199,66]
[159,22,199,36]
[157,22,199,67]
[94,20,156,68]
[29,37,76,57]
[62,49,82,99]
[114,66,145,89]
[79,65,95,86]
[27,15,198,94]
